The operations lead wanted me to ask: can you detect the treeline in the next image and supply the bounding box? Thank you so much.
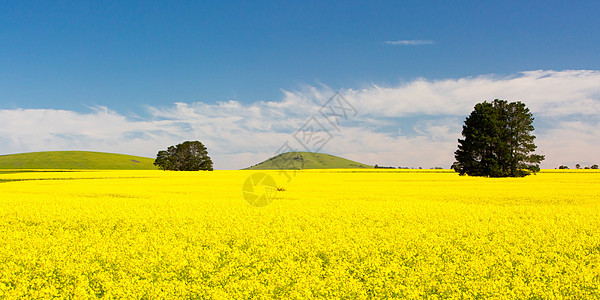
[374,165,445,170]
[557,164,598,170]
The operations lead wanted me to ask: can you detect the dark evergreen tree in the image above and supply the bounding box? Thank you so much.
[154,141,213,171]
[454,99,544,177]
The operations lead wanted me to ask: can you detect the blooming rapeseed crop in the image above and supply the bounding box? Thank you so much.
[0,169,598,298]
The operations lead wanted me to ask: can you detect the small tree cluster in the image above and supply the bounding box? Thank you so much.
[154,141,213,171]
[579,163,599,170]
[561,164,599,169]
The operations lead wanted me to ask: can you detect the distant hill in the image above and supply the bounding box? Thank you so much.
[246,152,372,170]
[0,151,157,170]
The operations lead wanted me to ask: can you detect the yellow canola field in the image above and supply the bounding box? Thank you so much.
[0,169,599,299]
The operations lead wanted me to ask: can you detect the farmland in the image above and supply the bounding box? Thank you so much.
[0,169,599,298]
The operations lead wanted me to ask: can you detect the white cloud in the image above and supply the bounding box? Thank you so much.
[384,40,435,46]
[345,70,600,118]
[1,70,599,169]
[536,120,600,167]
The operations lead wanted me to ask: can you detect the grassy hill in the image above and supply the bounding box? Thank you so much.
[246,152,372,170]
[0,151,157,170]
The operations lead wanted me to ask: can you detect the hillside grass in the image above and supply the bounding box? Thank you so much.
[246,151,372,170]
[0,151,157,170]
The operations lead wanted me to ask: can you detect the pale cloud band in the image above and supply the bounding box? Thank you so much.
[1,70,599,169]
[384,40,435,46]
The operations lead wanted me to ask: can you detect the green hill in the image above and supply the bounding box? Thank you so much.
[0,151,157,170]
[246,152,372,170]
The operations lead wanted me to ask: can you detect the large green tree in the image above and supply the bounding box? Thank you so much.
[154,141,213,171]
[454,99,544,177]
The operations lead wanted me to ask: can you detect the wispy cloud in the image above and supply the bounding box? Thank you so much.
[1,70,599,169]
[384,39,435,46]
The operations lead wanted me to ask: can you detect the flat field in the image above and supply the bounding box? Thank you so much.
[0,169,599,298]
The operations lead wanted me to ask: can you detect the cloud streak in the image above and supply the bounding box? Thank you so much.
[384,40,435,46]
[1,70,599,169]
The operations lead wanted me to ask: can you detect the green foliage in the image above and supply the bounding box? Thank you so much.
[154,141,213,171]
[454,99,544,177]
[592,164,599,170]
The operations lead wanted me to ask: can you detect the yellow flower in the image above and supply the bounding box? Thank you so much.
[0,169,598,298]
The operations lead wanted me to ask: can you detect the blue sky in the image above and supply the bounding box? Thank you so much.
[1,1,599,169]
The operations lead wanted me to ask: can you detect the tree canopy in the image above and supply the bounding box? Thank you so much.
[454,99,544,177]
[154,141,214,171]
